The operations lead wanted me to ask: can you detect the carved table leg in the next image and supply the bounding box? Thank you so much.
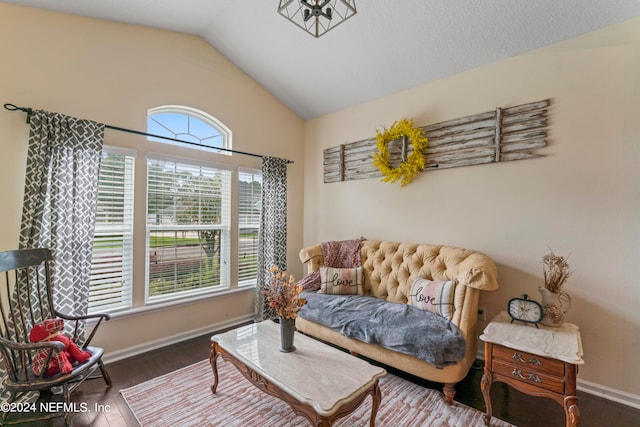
[480,371,493,426]
[369,381,382,427]
[564,395,580,427]
[209,343,220,394]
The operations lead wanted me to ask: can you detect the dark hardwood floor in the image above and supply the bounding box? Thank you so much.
[10,324,640,426]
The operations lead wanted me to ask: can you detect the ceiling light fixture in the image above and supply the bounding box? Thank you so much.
[278,0,357,38]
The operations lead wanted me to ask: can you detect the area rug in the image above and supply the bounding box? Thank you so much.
[121,359,515,427]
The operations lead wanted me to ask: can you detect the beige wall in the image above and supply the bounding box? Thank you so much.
[304,18,640,400]
[2,2,639,404]
[0,5,305,355]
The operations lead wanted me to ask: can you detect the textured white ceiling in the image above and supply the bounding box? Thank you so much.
[4,0,640,119]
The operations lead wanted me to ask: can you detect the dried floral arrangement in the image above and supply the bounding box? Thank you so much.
[262,265,307,319]
[541,248,573,293]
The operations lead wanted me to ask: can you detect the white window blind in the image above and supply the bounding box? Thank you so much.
[238,169,262,286]
[146,157,231,303]
[89,148,135,314]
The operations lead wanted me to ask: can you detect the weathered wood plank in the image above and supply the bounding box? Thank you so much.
[502,109,547,125]
[502,99,550,115]
[425,146,496,162]
[427,136,495,154]
[501,139,546,153]
[433,155,496,169]
[427,128,496,147]
[351,167,381,175]
[423,117,495,139]
[422,110,496,132]
[322,99,551,183]
[342,169,381,180]
[502,129,547,144]
[323,157,340,166]
[323,155,340,163]
[344,144,375,156]
[347,138,376,150]
[500,151,545,161]
[344,161,376,172]
[502,118,547,134]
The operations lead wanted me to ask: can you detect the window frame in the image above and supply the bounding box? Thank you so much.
[88,106,258,317]
[147,105,232,154]
[88,146,136,315]
[144,154,233,305]
[237,167,262,288]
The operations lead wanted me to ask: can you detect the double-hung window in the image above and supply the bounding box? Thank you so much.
[238,169,262,286]
[88,147,135,314]
[146,156,232,303]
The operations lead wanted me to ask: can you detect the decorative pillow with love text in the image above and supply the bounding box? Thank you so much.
[408,278,458,320]
[318,266,364,295]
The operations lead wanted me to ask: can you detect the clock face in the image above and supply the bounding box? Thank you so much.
[508,295,543,324]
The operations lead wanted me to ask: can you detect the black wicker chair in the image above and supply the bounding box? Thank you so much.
[0,248,112,425]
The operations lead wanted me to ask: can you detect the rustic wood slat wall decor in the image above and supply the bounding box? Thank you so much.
[323,99,550,183]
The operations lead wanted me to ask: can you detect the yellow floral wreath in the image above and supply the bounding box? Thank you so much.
[372,119,428,186]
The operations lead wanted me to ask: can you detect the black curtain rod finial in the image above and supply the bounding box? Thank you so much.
[4,103,33,124]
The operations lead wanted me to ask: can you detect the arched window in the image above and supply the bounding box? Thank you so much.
[147,105,231,154]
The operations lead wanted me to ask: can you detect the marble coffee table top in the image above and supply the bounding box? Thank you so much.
[212,320,387,416]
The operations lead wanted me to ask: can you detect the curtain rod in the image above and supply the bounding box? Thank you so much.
[3,103,293,164]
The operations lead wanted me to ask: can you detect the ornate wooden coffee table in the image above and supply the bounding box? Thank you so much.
[210,321,386,426]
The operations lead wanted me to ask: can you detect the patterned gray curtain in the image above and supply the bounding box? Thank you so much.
[17,109,105,337]
[255,156,288,321]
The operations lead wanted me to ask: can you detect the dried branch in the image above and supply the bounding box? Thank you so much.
[541,248,573,293]
[262,265,307,319]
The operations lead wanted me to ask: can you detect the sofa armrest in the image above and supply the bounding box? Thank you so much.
[299,244,323,274]
[456,252,499,291]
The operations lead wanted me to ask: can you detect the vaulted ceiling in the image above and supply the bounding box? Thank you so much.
[4,1,640,119]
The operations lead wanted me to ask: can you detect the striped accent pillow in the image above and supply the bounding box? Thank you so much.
[318,266,364,295]
[408,278,458,320]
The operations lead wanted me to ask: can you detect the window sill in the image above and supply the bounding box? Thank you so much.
[94,286,255,322]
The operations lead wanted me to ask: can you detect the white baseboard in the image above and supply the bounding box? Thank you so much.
[476,348,640,410]
[102,313,254,364]
[577,378,640,410]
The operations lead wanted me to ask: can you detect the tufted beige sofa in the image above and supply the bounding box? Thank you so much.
[296,240,499,404]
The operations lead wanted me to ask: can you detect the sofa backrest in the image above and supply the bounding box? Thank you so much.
[299,240,498,304]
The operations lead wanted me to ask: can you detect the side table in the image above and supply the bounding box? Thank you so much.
[480,311,584,427]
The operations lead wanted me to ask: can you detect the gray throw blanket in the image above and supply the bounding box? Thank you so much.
[299,292,466,368]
